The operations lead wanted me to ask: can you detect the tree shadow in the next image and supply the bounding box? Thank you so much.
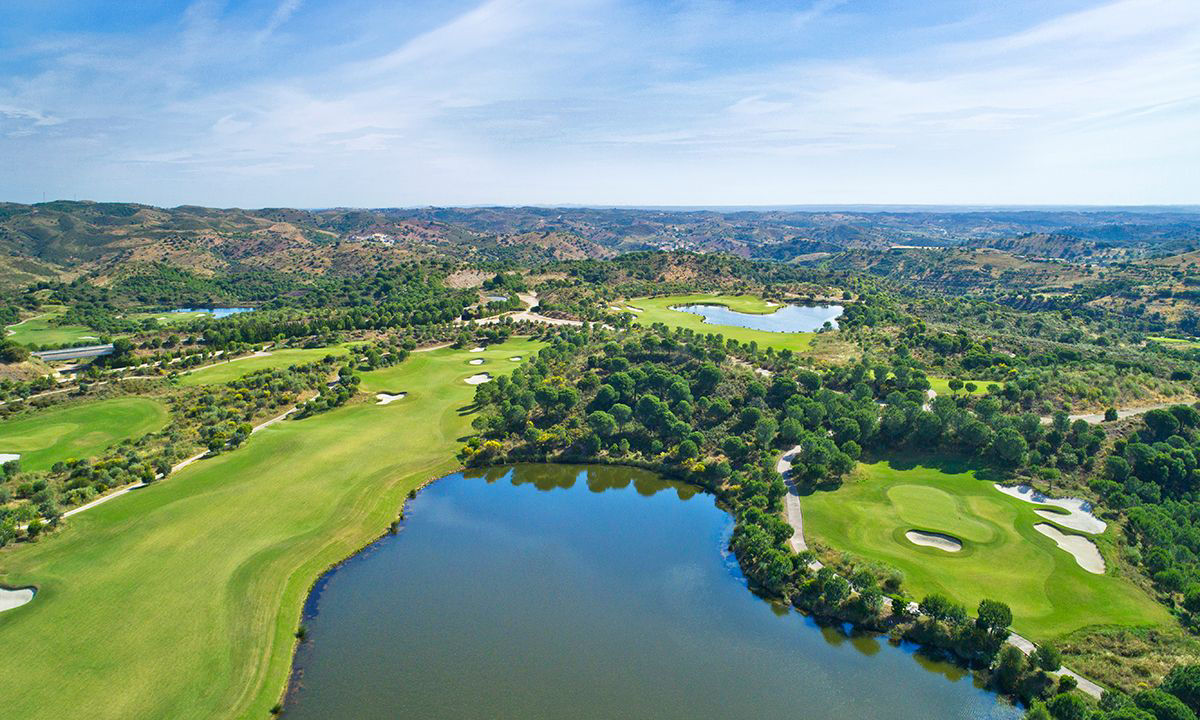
[860,449,1011,484]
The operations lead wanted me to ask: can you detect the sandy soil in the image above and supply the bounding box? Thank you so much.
[0,587,35,613]
[905,530,963,552]
[465,373,492,385]
[1034,523,1106,573]
[375,392,407,405]
[994,484,1106,534]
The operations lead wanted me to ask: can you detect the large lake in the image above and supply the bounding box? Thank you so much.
[673,303,843,332]
[285,464,1019,720]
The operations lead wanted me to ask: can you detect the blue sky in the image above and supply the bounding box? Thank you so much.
[0,0,1196,207]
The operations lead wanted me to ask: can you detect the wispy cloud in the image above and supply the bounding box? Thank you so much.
[0,0,1196,206]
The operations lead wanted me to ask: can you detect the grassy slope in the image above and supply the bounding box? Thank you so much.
[5,306,96,347]
[178,347,352,386]
[802,457,1170,641]
[0,338,543,719]
[927,376,992,397]
[626,295,820,352]
[0,397,169,471]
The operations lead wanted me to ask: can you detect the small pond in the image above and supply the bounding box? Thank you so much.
[673,303,843,332]
[285,464,1018,720]
[172,307,255,319]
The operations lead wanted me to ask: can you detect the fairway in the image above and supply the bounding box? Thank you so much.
[802,458,1170,641]
[624,295,826,352]
[927,376,992,397]
[0,398,169,472]
[0,338,543,719]
[5,306,96,347]
[178,346,351,386]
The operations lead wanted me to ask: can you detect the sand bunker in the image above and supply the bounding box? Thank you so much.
[469,346,486,353]
[0,453,19,463]
[375,392,407,405]
[509,356,522,362]
[468,358,484,365]
[1035,523,1105,574]
[0,586,35,613]
[994,484,1106,534]
[465,373,492,385]
[905,530,963,552]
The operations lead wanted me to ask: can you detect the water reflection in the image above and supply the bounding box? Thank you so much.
[287,465,1019,720]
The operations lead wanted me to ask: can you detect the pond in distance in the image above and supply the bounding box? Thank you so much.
[673,303,843,332]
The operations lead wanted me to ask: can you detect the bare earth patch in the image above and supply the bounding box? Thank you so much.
[905,530,963,552]
[1035,524,1106,574]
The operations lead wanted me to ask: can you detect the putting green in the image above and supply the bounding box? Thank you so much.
[5,306,96,347]
[0,398,169,472]
[0,338,543,720]
[802,458,1170,641]
[178,347,351,386]
[624,295,823,352]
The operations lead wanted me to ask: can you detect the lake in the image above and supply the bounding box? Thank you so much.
[172,307,254,319]
[285,464,1019,720]
[673,303,843,332]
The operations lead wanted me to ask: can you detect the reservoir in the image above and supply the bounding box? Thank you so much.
[285,464,1019,720]
[673,303,842,332]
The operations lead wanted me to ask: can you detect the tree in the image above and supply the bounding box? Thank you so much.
[1145,409,1181,441]
[587,410,617,438]
[992,428,1028,466]
[1047,693,1088,720]
[1134,688,1197,720]
[1163,665,1200,714]
[1105,407,1119,422]
[1031,644,1062,673]
[993,645,1026,693]
[976,599,1013,635]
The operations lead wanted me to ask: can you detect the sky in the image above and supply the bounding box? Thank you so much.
[0,0,1197,208]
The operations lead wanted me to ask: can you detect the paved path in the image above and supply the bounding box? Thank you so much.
[475,291,583,327]
[1039,401,1186,425]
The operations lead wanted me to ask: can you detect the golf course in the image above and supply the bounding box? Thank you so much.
[178,346,352,386]
[802,457,1171,641]
[0,397,169,471]
[0,338,542,719]
[623,295,833,352]
[5,306,97,347]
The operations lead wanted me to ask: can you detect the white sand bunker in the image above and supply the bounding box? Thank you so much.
[375,392,407,405]
[509,356,522,362]
[1035,523,1106,574]
[469,346,486,352]
[0,453,20,463]
[465,373,492,385]
[468,358,484,365]
[995,484,1106,534]
[905,530,962,553]
[0,587,35,613]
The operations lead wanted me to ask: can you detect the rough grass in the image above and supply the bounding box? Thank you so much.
[177,347,352,386]
[802,456,1171,642]
[0,397,169,471]
[0,338,544,720]
[1057,625,1200,693]
[625,294,823,352]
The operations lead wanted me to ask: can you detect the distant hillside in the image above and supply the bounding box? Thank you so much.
[2,201,1199,287]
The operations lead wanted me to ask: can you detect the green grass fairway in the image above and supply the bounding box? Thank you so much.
[802,457,1170,641]
[624,295,824,352]
[0,398,169,471]
[0,338,542,720]
[127,310,212,326]
[927,376,993,397]
[5,306,97,347]
[178,347,351,386]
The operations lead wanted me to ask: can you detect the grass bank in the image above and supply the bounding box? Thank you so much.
[177,346,352,386]
[0,338,543,719]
